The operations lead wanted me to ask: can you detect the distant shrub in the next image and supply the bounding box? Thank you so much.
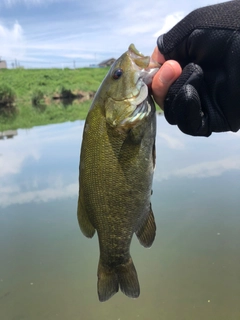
[0,84,15,105]
[0,84,17,116]
[32,89,44,106]
[60,86,75,99]
[31,89,46,112]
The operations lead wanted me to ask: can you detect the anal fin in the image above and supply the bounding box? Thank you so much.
[136,204,156,247]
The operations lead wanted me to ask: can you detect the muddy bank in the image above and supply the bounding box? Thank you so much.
[51,90,95,103]
[34,89,96,108]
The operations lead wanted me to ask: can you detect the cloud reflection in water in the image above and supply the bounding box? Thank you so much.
[1,116,240,208]
[0,121,83,208]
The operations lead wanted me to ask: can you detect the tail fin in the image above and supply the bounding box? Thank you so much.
[97,262,119,302]
[97,258,140,302]
[117,258,140,299]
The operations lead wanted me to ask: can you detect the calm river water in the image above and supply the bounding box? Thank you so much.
[1,115,240,320]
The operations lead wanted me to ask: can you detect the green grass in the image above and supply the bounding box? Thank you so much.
[0,67,109,131]
[0,100,91,130]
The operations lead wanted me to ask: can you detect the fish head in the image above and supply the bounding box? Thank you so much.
[102,44,160,132]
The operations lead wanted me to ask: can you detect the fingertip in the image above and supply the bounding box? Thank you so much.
[159,60,182,84]
[151,46,166,64]
[152,60,182,109]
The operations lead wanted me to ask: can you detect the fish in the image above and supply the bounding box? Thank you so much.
[77,44,160,302]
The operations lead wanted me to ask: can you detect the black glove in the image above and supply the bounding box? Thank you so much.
[157,0,240,136]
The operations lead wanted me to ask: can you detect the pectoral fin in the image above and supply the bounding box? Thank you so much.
[136,204,156,248]
[77,196,95,238]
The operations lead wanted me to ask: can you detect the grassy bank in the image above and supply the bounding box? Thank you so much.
[0,67,109,131]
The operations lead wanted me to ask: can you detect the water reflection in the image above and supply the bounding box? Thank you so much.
[0,121,82,207]
[0,130,18,140]
[0,116,240,319]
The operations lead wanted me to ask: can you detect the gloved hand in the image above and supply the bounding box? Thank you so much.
[157,0,240,136]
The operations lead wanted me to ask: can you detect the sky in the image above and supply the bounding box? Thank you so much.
[0,0,222,69]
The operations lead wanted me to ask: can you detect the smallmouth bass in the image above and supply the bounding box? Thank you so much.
[77,44,160,302]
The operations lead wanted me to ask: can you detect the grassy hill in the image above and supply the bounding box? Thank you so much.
[0,67,109,131]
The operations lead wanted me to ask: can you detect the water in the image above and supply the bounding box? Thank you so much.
[1,116,240,320]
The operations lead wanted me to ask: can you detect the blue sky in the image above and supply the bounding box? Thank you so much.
[1,0,222,68]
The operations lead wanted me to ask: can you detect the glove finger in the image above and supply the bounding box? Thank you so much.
[157,2,240,64]
[171,84,210,136]
[164,63,203,124]
[164,63,211,136]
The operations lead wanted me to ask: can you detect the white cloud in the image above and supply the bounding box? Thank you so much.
[173,157,240,179]
[0,121,82,208]
[0,149,40,178]
[3,0,66,6]
[156,156,240,181]
[0,0,224,68]
[0,181,78,207]
[0,21,25,61]
[158,132,185,150]
[63,53,95,59]
[153,12,184,37]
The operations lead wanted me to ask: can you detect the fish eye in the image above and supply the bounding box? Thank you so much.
[112,68,123,80]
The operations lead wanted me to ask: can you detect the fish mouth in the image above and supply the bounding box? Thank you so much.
[119,44,160,128]
[128,43,161,84]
